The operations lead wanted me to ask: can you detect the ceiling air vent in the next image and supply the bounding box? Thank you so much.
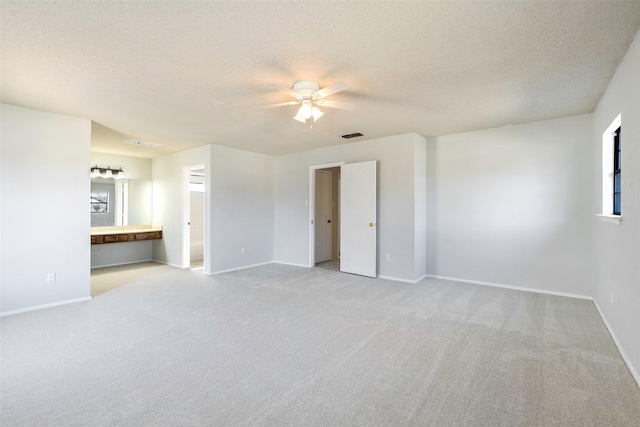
[122,139,162,148]
[341,132,363,139]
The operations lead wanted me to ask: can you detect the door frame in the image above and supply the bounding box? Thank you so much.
[308,162,345,267]
[182,164,206,270]
[314,169,333,264]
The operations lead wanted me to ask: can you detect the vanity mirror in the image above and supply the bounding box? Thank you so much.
[90,178,152,227]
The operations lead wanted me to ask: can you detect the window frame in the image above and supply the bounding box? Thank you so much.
[612,126,621,215]
[597,113,622,224]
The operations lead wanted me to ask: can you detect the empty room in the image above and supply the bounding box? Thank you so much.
[1,1,639,425]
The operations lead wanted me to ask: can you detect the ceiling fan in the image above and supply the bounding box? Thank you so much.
[257,80,355,123]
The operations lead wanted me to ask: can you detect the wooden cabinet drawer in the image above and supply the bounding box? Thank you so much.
[103,234,129,243]
[134,232,157,241]
[91,230,162,244]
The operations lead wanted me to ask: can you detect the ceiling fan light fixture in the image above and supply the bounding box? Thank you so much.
[311,107,324,122]
[260,80,353,123]
[298,101,313,119]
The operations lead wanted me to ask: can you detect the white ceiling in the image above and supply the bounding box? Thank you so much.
[2,1,640,158]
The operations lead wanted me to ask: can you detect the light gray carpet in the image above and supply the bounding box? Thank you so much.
[1,263,639,426]
[314,259,340,271]
[90,261,162,297]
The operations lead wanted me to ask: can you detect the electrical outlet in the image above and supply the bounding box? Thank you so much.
[241,248,246,254]
[305,200,309,207]
[385,254,390,261]
[46,273,56,283]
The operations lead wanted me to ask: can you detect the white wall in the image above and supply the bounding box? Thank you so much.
[430,115,593,297]
[92,241,153,269]
[414,138,427,279]
[152,145,211,270]
[426,137,438,274]
[274,133,427,282]
[1,104,91,314]
[152,144,274,274]
[592,31,640,384]
[90,152,153,268]
[209,145,274,272]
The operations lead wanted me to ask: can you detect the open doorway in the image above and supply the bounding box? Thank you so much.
[309,161,378,277]
[311,165,342,271]
[309,162,344,271]
[183,165,205,270]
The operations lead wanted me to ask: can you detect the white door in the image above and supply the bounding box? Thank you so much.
[340,161,377,277]
[315,170,333,263]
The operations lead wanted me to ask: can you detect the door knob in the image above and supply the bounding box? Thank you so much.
[369,222,375,227]
[327,220,331,223]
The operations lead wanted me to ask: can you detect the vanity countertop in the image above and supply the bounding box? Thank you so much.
[90,225,163,236]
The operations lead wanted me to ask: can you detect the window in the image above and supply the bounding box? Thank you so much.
[613,126,621,215]
[189,172,205,193]
[599,114,622,223]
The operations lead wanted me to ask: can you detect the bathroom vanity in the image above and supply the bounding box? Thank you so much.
[90,225,163,245]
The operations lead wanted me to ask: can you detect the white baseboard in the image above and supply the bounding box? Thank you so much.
[1,296,92,317]
[424,274,592,300]
[378,274,428,284]
[152,259,185,269]
[592,299,640,389]
[166,262,185,269]
[206,261,273,275]
[414,274,428,283]
[91,259,153,269]
[273,261,311,268]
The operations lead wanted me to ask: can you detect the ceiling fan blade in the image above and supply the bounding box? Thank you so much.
[316,99,356,111]
[269,83,300,99]
[255,101,300,109]
[313,81,349,99]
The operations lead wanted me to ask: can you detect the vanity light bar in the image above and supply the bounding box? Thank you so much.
[90,165,125,179]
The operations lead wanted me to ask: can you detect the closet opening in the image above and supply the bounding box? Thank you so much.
[313,166,341,272]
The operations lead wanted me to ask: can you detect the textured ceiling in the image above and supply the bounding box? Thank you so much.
[2,1,640,158]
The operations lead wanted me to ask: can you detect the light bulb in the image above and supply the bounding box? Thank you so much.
[298,101,312,119]
[90,167,100,178]
[104,168,113,178]
[293,114,306,123]
[311,107,324,122]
